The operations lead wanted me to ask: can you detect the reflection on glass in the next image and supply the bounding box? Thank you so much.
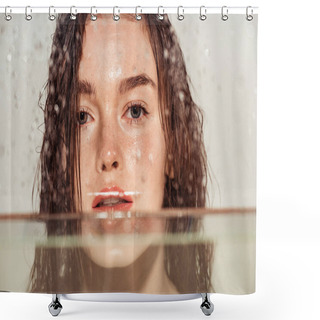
[0,209,255,294]
[28,213,214,294]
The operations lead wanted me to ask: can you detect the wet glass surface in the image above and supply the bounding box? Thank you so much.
[1,13,257,296]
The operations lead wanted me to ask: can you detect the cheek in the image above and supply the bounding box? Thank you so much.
[79,127,97,195]
[130,130,166,191]
[145,138,165,177]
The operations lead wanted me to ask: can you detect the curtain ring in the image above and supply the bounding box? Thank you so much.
[91,6,97,21]
[135,6,142,21]
[157,6,164,21]
[25,6,32,21]
[70,6,77,20]
[113,6,120,21]
[49,6,56,21]
[177,6,184,21]
[200,6,207,21]
[221,6,228,21]
[5,6,12,21]
[246,6,253,21]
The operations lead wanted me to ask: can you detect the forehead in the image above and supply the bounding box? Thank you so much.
[79,15,156,84]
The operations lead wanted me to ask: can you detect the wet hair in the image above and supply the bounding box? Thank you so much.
[29,14,213,294]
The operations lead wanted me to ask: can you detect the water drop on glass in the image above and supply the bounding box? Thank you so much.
[178,91,185,102]
[54,104,60,114]
[163,48,169,59]
[136,149,141,160]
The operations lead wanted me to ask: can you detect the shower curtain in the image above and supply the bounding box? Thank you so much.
[0,9,257,296]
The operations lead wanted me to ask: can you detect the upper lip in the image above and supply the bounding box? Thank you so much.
[91,186,133,209]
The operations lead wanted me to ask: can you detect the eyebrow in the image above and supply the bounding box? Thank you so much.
[78,79,96,96]
[78,73,156,97]
[119,73,156,95]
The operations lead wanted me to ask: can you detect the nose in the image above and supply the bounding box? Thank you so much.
[100,151,119,172]
[96,123,122,173]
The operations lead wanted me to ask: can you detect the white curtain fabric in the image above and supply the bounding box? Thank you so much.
[0,13,257,295]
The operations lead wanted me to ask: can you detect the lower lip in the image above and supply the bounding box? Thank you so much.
[92,202,133,212]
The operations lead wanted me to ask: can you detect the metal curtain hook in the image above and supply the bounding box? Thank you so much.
[91,6,97,21]
[200,6,207,21]
[177,6,184,21]
[135,6,142,20]
[49,6,56,21]
[5,6,12,21]
[25,6,32,21]
[113,6,120,21]
[246,6,254,21]
[157,6,164,21]
[70,6,77,20]
[221,6,228,21]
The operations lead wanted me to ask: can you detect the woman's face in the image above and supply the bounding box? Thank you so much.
[78,16,166,267]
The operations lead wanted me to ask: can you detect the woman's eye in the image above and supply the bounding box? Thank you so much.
[129,105,143,119]
[126,103,149,121]
[77,111,93,125]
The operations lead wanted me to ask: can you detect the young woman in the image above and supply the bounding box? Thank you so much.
[29,13,213,294]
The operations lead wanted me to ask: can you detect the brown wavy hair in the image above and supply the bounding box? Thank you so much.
[29,14,213,294]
